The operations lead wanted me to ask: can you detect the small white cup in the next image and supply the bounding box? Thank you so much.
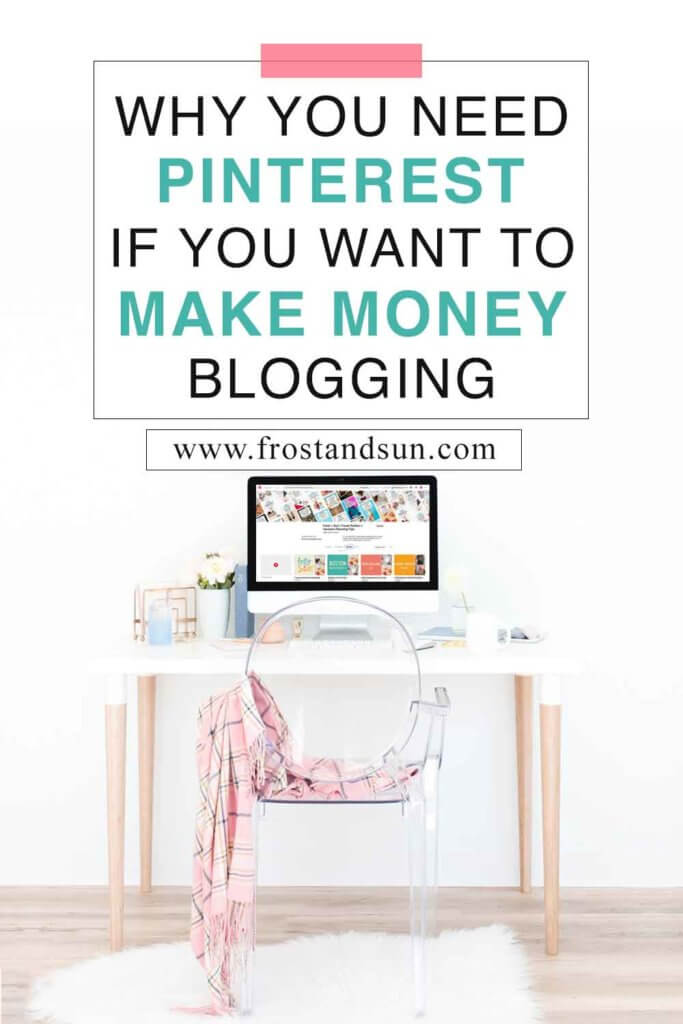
[466,610,511,653]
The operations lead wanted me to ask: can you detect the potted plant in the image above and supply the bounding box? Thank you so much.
[196,552,236,640]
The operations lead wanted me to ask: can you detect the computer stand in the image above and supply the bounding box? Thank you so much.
[312,615,374,643]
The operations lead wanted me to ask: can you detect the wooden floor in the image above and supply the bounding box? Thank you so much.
[1,887,682,1022]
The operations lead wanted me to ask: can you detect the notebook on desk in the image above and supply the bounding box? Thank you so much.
[419,625,547,644]
[210,637,253,651]
[418,626,465,640]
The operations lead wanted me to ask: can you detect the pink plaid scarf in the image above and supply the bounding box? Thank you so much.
[191,673,411,1014]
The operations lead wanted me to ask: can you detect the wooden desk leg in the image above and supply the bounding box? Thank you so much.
[514,675,533,894]
[138,675,157,894]
[105,674,127,952]
[540,677,562,955]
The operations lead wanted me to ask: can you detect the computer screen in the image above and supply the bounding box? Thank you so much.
[247,476,438,592]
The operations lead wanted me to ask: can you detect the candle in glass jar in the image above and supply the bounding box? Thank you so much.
[148,599,173,645]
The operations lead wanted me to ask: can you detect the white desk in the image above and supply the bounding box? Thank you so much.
[93,641,580,956]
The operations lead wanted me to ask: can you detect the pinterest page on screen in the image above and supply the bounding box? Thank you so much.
[254,482,430,583]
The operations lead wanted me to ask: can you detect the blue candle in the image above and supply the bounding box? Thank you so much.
[148,601,173,645]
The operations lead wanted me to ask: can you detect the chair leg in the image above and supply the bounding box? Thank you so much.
[237,939,255,1016]
[407,760,440,1017]
[237,801,263,1016]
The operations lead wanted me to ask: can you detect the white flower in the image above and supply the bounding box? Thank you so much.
[197,552,236,588]
[222,553,236,575]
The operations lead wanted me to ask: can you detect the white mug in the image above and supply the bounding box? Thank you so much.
[466,610,511,653]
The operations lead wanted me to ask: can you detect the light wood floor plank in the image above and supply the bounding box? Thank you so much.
[1,887,681,1022]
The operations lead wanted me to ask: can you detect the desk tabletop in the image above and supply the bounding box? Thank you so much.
[91,638,581,677]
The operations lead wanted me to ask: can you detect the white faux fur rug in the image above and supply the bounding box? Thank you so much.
[28,926,542,1023]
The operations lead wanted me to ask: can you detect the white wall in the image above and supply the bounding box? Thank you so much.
[2,1,682,888]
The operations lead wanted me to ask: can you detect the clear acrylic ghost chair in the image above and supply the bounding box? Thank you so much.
[237,596,450,1017]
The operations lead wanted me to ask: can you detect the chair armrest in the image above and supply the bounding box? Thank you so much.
[411,686,451,717]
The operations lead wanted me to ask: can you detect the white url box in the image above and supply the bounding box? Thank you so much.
[146,429,522,471]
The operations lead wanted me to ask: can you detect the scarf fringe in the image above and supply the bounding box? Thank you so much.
[250,729,266,792]
[206,901,254,1015]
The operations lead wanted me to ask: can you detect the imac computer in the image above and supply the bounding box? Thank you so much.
[247,476,438,634]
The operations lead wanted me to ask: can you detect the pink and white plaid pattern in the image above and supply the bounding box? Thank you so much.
[191,673,413,1013]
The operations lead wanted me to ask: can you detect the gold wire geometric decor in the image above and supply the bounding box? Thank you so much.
[133,583,198,642]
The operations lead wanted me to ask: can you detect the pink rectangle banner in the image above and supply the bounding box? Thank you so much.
[261,43,422,78]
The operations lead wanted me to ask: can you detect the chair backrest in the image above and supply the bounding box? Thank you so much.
[244,596,422,784]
